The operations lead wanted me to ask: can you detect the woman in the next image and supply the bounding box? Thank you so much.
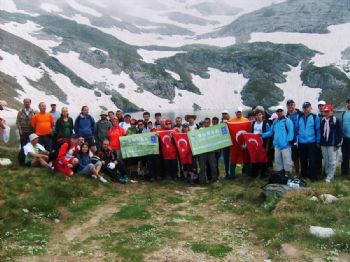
[54,134,79,177]
[108,118,126,159]
[56,107,74,141]
[76,142,107,183]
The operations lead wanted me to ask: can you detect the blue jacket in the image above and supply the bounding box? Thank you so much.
[296,113,320,144]
[74,114,96,138]
[262,116,294,149]
[287,110,303,141]
[76,153,92,171]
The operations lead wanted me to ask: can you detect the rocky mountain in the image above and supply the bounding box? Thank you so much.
[1,0,350,119]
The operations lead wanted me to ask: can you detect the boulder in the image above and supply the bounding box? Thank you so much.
[309,196,318,201]
[319,194,338,204]
[309,226,335,238]
[281,243,299,257]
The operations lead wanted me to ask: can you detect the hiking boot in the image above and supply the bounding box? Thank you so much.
[91,174,98,179]
[99,176,108,183]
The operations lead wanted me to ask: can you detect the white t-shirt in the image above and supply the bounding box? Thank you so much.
[119,122,131,132]
[253,121,263,134]
[23,142,45,163]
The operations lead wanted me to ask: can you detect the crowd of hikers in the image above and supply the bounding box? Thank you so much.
[1,96,350,185]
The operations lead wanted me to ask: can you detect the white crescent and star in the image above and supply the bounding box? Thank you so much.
[177,138,188,152]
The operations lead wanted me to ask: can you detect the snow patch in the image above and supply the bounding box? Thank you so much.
[0,0,38,16]
[165,70,181,81]
[89,47,108,56]
[137,49,186,63]
[40,3,63,13]
[65,0,102,17]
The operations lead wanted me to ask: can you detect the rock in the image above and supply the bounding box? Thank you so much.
[309,196,318,201]
[281,243,299,257]
[319,194,338,204]
[22,209,29,213]
[54,219,60,224]
[309,226,335,238]
[0,158,12,166]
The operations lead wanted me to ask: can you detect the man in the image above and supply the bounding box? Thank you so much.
[119,114,131,131]
[318,100,326,117]
[341,97,350,176]
[154,112,162,129]
[174,116,183,131]
[296,102,321,181]
[49,103,60,129]
[74,106,96,145]
[16,98,35,147]
[95,111,112,149]
[286,99,303,174]
[320,105,342,182]
[143,111,151,125]
[262,106,294,176]
[221,110,231,178]
[228,107,250,177]
[23,133,51,168]
[185,114,198,131]
[212,117,219,125]
[116,110,124,122]
[108,111,115,122]
[198,117,218,184]
[31,102,54,151]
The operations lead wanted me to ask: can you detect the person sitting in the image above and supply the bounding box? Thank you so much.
[76,142,107,183]
[98,139,128,183]
[23,133,51,169]
[54,134,79,177]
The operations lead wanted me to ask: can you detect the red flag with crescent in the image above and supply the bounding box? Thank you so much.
[227,121,251,164]
[157,130,178,160]
[242,133,268,163]
[173,133,192,164]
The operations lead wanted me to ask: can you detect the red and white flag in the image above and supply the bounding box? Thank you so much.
[173,133,192,165]
[227,121,251,164]
[157,130,178,160]
[242,133,268,163]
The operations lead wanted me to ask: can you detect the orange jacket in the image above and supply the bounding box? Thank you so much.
[32,112,54,135]
[108,126,126,150]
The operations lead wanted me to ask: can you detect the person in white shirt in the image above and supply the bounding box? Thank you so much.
[119,114,131,131]
[23,133,51,168]
[185,114,198,131]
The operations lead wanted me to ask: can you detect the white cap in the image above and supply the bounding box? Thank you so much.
[276,105,284,111]
[236,106,243,112]
[269,113,278,120]
[0,100,7,107]
[221,110,229,114]
[29,133,39,142]
[107,162,115,170]
[318,100,326,105]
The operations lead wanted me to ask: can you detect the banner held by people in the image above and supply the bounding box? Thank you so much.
[120,132,159,159]
[173,133,192,164]
[242,133,268,163]
[188,123,232,155]
[227,121,251,164]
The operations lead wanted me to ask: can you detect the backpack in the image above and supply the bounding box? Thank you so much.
[268,170,289,184]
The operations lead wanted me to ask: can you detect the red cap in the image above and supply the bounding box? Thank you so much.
[323,105,333,111]
[130,119,137,125]
[164,119,172,124]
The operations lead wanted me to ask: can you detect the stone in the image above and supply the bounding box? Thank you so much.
[54,219,60,224]
[309,196,318,201]
[319,194,338,204]
[309,226,335,238]
[281,243,299,257]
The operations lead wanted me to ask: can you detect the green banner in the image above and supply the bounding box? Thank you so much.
[120,132,159,159]
[188,123,232,155]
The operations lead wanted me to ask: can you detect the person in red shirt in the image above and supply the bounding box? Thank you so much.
[108,118,126,159]
[54,134,80,177]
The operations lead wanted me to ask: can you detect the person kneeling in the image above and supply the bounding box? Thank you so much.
[23,133,52,169]
[98,139,128,183]
[76,142,107,183]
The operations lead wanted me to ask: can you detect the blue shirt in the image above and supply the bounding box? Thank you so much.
[343,111,350,138]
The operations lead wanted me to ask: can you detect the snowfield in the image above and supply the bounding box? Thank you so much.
[137,49,186,63]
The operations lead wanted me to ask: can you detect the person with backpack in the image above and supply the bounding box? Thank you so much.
[74,106,96,145]
[251,109,271,178]
[341,97,350,176]
[95,111,111,150]
[261,106,294,176]
[296,102,321,181]
[320,105,342,182]
[16,98,35,147]
[54,134,79,177]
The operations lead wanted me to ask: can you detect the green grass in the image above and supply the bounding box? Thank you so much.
[113,204,151,220]
[190,242,232,258]
[166,195,183,204]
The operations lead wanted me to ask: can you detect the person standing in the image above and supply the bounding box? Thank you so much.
[108,118,126,159]
[32,102,54,151]
[50,103,60,149]
[317,100,326,118]
[341,97,350,176]
[55,107,74,141]
[119,114,131,132]
[154,112,162,129]
[174,117,183,132]
[320,105,342,182]
[74,106,96,145]
[262,106,294,176]
[296,102,321,181]
[16,98,35,147]
[221,110,231,178]
[185,114,198,131]
[95,111,111,149]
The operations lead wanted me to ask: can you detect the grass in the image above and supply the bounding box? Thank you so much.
[190,242,233,258]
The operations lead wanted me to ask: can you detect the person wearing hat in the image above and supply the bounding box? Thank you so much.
[54,134,80,176]
[32,102,55,151]
[286,99,303,174]
[126,119,138,135]
[296,102,321,181]
[317,100,326,118]
[341,97,350,176]
[319,105,342,182]
[185,114,198,131]
[74,105,96,146]
[262,106,294,176]
[16,98,36,147]
[228,107,248,122]
[55,107,74,142]
[95,111,111,150]
[23,133,51,168]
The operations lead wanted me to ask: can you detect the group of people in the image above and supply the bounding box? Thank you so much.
[2,96,349,185]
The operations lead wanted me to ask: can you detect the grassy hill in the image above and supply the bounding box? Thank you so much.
[0,147,350,261]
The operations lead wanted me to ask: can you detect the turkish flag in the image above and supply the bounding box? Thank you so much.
[173,133,192,164]
[157,130,178,160]
[227,121,251,164]
[243,133,268,163]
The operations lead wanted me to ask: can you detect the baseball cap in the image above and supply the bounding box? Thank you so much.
[29,133,39,142]
[318,100,326,106]
[100,110,108,116]
[269,113,278,120]
[164,119,172,124]
[130,119,137,125]
[236,106,243,112]
[255,105,265,112]
[302,102,311,108]
[221,110,229,114]
[286,99,295,105]
[323,105,333,111]
[276,105,284,111]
